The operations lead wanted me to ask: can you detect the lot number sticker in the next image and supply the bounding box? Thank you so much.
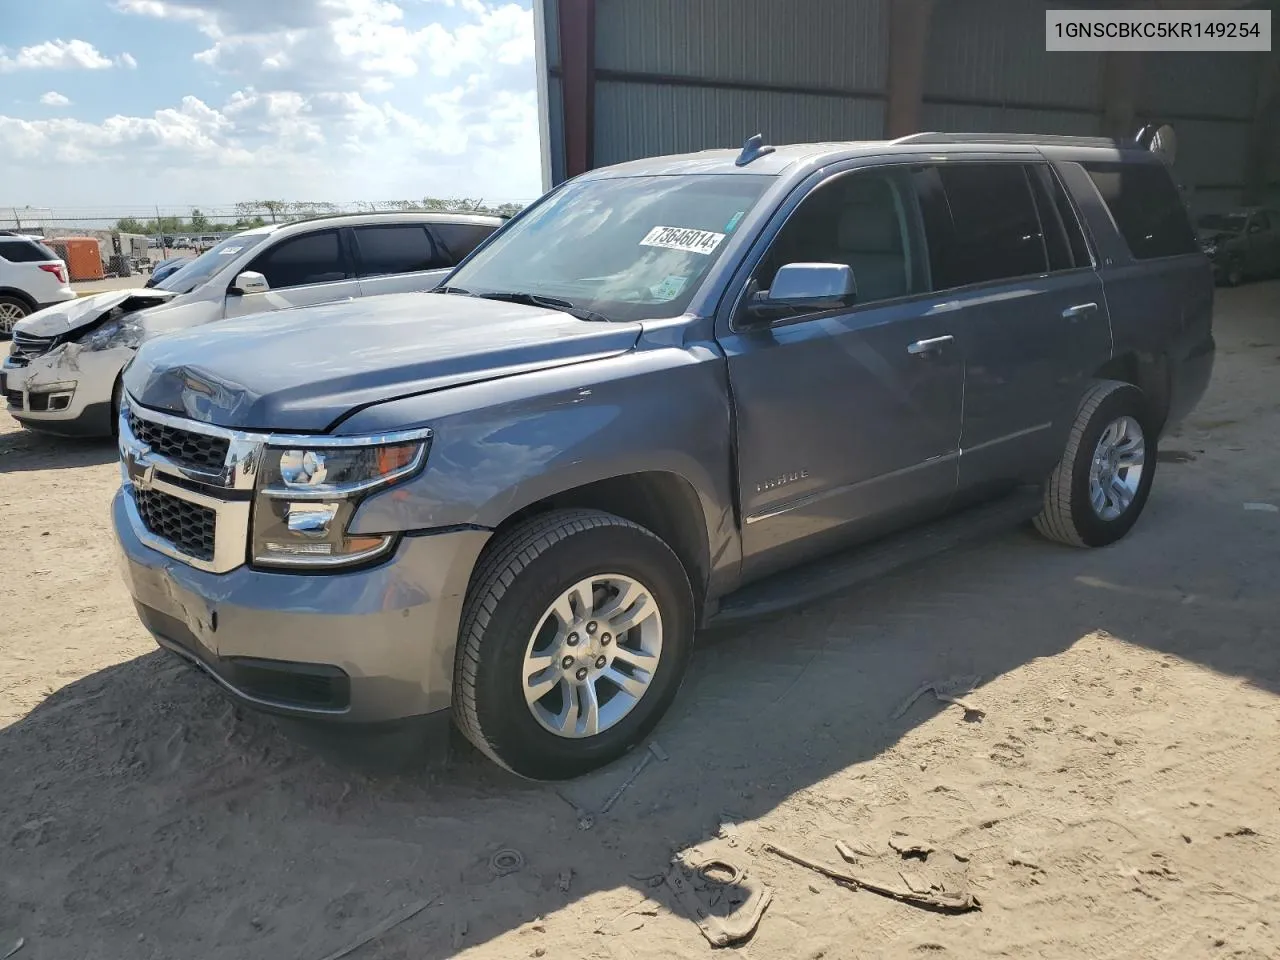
[640,226,726,256]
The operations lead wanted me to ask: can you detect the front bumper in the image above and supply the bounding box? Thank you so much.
[3,345,132,437]
[112,487,491,723]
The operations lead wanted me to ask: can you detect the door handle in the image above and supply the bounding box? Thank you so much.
[907,335,954,357]
[1062,302,1098,320]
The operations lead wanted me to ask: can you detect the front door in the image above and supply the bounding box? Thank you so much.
[719,167,964,583]
[224,228,361,320]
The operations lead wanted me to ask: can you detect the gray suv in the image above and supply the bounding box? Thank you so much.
[111,130,1214,780]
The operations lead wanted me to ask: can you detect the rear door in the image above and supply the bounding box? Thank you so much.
[911,160,1112,495]
[224,228,359,319]
[353,223,454,297]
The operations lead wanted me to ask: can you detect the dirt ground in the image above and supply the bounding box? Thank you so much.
[2,283,1278,960]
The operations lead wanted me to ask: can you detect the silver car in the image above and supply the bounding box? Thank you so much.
[3,212,503,436]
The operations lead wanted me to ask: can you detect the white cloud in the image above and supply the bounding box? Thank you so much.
[0,39,117,72]
[39,91,72,107]
[117,52,139,69]
[2,1,541,204]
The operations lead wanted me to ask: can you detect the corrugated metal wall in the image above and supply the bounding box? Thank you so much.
[594,0,886,91]
[538,0,1266,210]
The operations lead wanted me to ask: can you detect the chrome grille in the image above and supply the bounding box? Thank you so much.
[126,406,230,471]
[10,331,58,363]
[133,487,216,561]
[118,397,257,573]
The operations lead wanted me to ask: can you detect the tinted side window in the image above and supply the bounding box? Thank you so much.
[754,170,921,305]
[0,239,56,263]
[914,163,1047,289]
[431,222,498,263]
[353,225,446,277]
[1026,165,1074,272]
[248,231,347,289]
[1082,161,1198,260]
[1250,212,1270,232]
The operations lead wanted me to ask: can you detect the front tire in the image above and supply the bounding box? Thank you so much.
[453,509,695,780]
[1034,380,1156,548]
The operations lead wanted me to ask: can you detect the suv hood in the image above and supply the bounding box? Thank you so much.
[124,292,643,432]
[17,288,180,338]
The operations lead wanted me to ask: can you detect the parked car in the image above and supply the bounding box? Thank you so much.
[3,212,503,435]
[144,255,193,288]
[1196,207,1280,286]
[110,130,1213,780]
[0,232,75,338]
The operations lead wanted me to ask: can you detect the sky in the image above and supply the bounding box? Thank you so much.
[0,0,543,210]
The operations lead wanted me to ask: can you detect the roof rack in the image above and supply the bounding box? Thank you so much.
[890,132,1130,149]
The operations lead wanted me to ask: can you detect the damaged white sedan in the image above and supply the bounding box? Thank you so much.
[2,211,504,436]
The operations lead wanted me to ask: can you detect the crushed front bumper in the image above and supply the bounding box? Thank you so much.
[3,344,132,437]
[112,487,491,723]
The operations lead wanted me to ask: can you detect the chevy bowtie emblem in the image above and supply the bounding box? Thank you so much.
[126,452,155,491]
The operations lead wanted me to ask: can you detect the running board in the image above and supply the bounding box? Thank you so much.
[706,485,1044,628]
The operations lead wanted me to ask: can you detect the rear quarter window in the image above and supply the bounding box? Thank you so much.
[431,222,499,264]
[1082,161,1198,260]
[0,239,57,263]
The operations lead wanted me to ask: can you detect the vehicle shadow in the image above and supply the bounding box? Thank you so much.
[2,473,1276,959]
[0,422,117,472]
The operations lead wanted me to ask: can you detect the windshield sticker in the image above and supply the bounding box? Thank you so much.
[218,246,242,255]
[649,275,689,301]
[725,211,745,233]
[640,226,726,256]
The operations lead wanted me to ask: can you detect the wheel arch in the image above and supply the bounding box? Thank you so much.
[481,470,713,622]
[1091,350,1171,433]
[0,287,37,311]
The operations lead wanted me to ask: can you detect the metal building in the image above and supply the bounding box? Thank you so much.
[534,0,1279,212]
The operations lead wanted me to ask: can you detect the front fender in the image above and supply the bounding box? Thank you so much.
[341,343,741,594]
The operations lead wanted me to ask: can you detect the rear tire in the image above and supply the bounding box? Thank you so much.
[1033,380,1156,548]
[453,509,695,780]
[0,295,32,338]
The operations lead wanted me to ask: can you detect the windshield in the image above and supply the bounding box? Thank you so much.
[443,174,773,322]
[155,232,271,293]
[1197,213,1247,233]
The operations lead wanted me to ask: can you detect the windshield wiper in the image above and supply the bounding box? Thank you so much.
[434,285,475,296]
[470,291,612,323]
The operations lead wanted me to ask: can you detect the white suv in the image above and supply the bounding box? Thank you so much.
[0,233,75,337]
[4,212,503,436]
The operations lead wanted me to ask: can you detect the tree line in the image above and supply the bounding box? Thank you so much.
[115,198,527,236]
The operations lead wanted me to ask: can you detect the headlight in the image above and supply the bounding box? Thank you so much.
[250,428,431,569]
[77,317,146,351]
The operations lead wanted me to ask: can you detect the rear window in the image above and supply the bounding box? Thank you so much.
[0,238,57,263]
[913,162,1048,289]
[1082,161,1198,260]
[353,224,449,276]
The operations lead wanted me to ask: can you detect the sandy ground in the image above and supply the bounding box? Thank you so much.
[2,284,1279,960]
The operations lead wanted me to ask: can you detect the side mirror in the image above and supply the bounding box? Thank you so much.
[230,270,269,296]
[742,262,857,326]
